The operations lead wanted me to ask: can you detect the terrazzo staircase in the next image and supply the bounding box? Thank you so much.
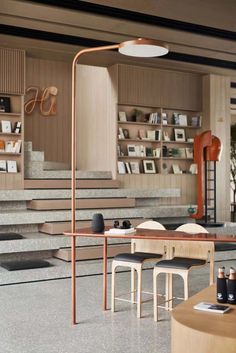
[0,142,192,284]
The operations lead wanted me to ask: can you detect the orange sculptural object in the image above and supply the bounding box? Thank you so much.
[191,130,222,219]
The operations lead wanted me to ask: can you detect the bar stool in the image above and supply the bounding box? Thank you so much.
[153,223,214,321]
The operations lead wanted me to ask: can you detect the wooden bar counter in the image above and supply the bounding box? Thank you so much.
[171,285,236,353]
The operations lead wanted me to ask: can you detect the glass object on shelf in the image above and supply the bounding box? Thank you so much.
[143,160,156,174]
[117,161,126,174]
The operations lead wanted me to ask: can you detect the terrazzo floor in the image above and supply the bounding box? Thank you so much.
[0,258,235,353]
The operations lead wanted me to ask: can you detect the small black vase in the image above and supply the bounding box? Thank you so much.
[91,213,104,233]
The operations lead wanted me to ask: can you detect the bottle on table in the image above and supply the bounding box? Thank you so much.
[227,267,236,305]
[216,266,227,303]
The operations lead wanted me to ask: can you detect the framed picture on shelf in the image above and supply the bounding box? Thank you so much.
[155,129,162,141]
[0,160,6,172]
[117,161,126,174]
[5,141,14,153]
[143,160,156,174]
[123,129,129,139]
[125,162,132,174]
[0,97,10,113]
[118,111,127,122]
[172,164,182,174]
[1,120,11,133]
[163,131,170,141]
[174,128,185,142]
[178,114,188,126]
[147,130,156,140]
[189,163,198,174]
[127,144,136,156]
[130,161,140,174]
[7,160,17,173]
[186,147,193,159]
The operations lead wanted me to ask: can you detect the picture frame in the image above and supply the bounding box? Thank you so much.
[0,97,10,113]
[118,111,127,122]
[127,144,136,156]
[5,141,14,153]
[155,129,162,141]
[123,128,129,139]
[174,128,186,142]
[162,112,168,125]
[130,161,140,174]
[118,127,124,139]
[186,147,193,159]
[146,147,153,157]
[1,120,11,133]
[7,160,17,173]
[172,164,182,174]
[178,114,188,126]
[143,160,156,174]
[117,161,126,174]
[147,130,156,140]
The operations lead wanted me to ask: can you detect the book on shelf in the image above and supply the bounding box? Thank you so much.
[148,112,161,124]
[178,114,188,126]
[0,140,5,152]
[105,227,136,235]
[13,121,22,134]
[125,162,132,174]
[193,302,230,314]
[135,145,141,156]
[117,161,126,174]
[185,147,193,159]
[147,130,156,140]
[191,116,201,127]
[162,112,168,125]
[146,147,153,157]
[127,144,136,156]
[0,160,7,172]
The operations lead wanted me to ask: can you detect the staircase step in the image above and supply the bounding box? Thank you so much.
[24,170,112,179]
[24,179,120,189]
[25,151,44,162]
[43,161,70,170]
[54,243,131,261]
[27,198,136,210]
[39,218,148,235]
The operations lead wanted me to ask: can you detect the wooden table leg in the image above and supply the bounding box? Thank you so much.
[103,237,107,310]
[72,235,77,324]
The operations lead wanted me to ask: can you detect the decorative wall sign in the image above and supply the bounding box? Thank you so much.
[24,86,58,116]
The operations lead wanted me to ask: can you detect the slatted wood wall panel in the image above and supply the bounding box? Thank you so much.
[203,75,231,221]
[24,58,71,164]
[118,174,197,205]
[0,48,25,95]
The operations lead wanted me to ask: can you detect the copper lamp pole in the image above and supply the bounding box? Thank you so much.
[71,39,168,325]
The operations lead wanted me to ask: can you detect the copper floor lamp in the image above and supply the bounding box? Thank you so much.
[70,38,168,325]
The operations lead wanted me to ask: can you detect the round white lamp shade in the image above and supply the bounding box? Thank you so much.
[119,38,168,58]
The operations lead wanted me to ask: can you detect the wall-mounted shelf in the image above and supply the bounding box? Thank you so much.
[0,132,21,137]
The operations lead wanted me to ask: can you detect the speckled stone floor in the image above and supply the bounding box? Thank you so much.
[0,258,235,353]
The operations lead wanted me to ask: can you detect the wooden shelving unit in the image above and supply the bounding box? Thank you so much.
[117,104,201,175]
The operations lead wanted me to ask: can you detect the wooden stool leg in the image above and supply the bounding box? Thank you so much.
[131,268,136,303]
[165,273,170,310]
[183,272,189,300]
[137,267,142,318]
[111,262,116,312]
[169,273,173,310]
[153,268,158,322]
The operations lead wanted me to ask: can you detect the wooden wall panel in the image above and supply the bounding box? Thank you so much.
[203,74,231,221]
[24,58,71,164]
[0,48,25,95]
[76,64,117,175]
[118,174,197,205]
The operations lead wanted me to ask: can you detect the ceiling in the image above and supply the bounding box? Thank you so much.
[0,0,236,77]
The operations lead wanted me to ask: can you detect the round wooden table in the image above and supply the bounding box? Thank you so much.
[171,284,236,353]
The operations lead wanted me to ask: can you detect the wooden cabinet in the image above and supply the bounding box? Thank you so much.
[117,64,202,111]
